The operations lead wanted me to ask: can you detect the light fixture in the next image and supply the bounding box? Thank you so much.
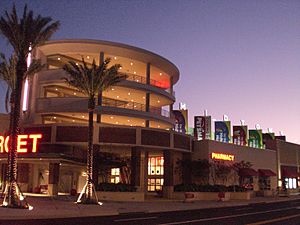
[74,92,77,95]
[55,88,58,91]
[53,116,57,119]
[130,62,133,66]
[159,72,162,76]
[57,57,61,60]
[86,56,90,59]
[136,79,139,82]
[131,99,134,102]
[111,88,114,91]
[127,119,130,122]
[142,122,145,125]
[143,96,145,99]
[110,116,114,119]
[116,121,119,124]
[76,63,79,66]
[120,67,122,70]
[72,120,75,122]
[130,124,133,127]
[128,92,131,95]
[158,125,160,128]
[114,57,117,60]
[134,105,137,108]
[134,71,136,74]
[157,100,160,103]
[117,95,119,98]
[82,116,85,118]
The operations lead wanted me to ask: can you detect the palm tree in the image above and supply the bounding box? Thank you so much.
[63,58,126,204]
[0,4,59,208]
[0,53,44,206]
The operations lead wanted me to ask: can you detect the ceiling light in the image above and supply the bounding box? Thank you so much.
[134,71,136,74]
[136,79,139,82]
[157,100,160,103]
[130,62,133,66]
[130,124,133,127]
[111,88,114,91]
[74,92,76,95]
[117,95,119,98]
[76,63,79,66]
[110,116,114,119]
[116,121,118,124]
[143,96,145,99]
[127,119,130,122]
[159,73,162,76]
[158,125,160,128]
[53,117,57,119]
[86,56,90,59]
[55,88,58,91]
[57,57,61,60]
[142,122,145,125]
[131,99,134,102]
[128,92,130,95]
[82,116,85,118]
[120,67,122,70]
[114,57,117,60]
[134,105,137,108]
[72,120,75,122]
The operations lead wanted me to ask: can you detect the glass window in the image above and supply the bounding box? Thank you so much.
[110,168,120,184]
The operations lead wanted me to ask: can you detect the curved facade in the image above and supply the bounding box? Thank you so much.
[25,39,179,130]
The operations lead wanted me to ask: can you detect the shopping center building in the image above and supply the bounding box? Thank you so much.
[0,39,299,197]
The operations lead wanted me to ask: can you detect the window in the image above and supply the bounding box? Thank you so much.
[259,177,271,190]
[285,178,297,189]
[148,156,164,192]
[110,168,120,184]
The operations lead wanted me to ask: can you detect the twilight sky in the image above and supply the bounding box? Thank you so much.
[0,0,299,143]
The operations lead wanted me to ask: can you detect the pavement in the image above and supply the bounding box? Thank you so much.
[0,194,299,220]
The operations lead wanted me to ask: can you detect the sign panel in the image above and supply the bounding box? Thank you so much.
[0,134,42,153]
[194,116,211,140]
[233,126,248,146]
[248,129,263,148]
[173,110,188,134]
[215,121,231,143]
[211,152,235,161]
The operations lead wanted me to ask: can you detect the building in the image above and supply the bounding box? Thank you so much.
[0,39,193,196]
[0,39,299,198]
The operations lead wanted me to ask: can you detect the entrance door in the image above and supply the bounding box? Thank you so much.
[147,156,164,192]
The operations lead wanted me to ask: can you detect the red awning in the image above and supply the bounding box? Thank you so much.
[282,168,300,178]
[239,168,258,177]
[258,169,276,177]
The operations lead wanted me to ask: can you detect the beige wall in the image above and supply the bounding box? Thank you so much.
[278,140,300,166]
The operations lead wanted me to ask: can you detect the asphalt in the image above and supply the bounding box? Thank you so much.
[0,193,299,221]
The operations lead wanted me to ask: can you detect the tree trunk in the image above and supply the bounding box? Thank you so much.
[8,57,26,206]
[87,97,95,200]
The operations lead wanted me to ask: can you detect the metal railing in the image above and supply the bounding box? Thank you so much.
[101,97,171,118]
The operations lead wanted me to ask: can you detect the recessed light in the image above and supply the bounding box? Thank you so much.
[116,121,119,124]
[142,122,145,125]
[111,88,114,91]
[53,117,57,119]
[130,62,133,66]
[55,88,58,91]
[157,100,160,103]
[134,105,137,108]
[128,92,130,95]
[117,95,119,98]
[110,116,114,119]
[57,57,61,60]
[133,71,136,74]
[74,92,76,95]
[127,119,130,122]
[76,63,79,66]
[82,116,85,118]
[131,99,134,102]
[72,120,75,122]
[143,96,145,99]
[120,67,122,70]
[136,79,139,82]
[114,57,117,60]
[130,124,133,127]
[158,125,160,128]
[159,73,162,76]
[87,56,90,59]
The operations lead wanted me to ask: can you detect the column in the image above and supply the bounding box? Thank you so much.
[145,63,151,127]
[97,51,104,123]
[48,163,60,196]
[163,150,174,198]
[131,147,141,190]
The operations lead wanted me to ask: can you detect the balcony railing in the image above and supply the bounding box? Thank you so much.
[101,97,172,118]
[46,54,172,92]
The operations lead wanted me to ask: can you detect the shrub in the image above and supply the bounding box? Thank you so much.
[96,183,137,192]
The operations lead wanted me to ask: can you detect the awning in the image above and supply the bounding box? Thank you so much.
[239,168,258,177]
[282,168,300,178]
[258,169,276,177]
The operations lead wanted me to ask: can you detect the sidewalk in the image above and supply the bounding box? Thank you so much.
[0,194,299,220]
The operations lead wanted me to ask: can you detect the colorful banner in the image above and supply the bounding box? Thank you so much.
[248,129,263,148]
[215,121,231,143]
[173,110,188,134]
[263,132,275,145]
[194,116,211,140]
[233,126,248,146]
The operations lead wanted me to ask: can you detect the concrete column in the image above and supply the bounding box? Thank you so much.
[131,147,141,190]
[146,63,150,85]
[163,150,174,198]
[145,92,150,127]
[97,51,104,123]
[48,163,60,196]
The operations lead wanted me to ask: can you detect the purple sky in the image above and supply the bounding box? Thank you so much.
[0,0,299,143]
